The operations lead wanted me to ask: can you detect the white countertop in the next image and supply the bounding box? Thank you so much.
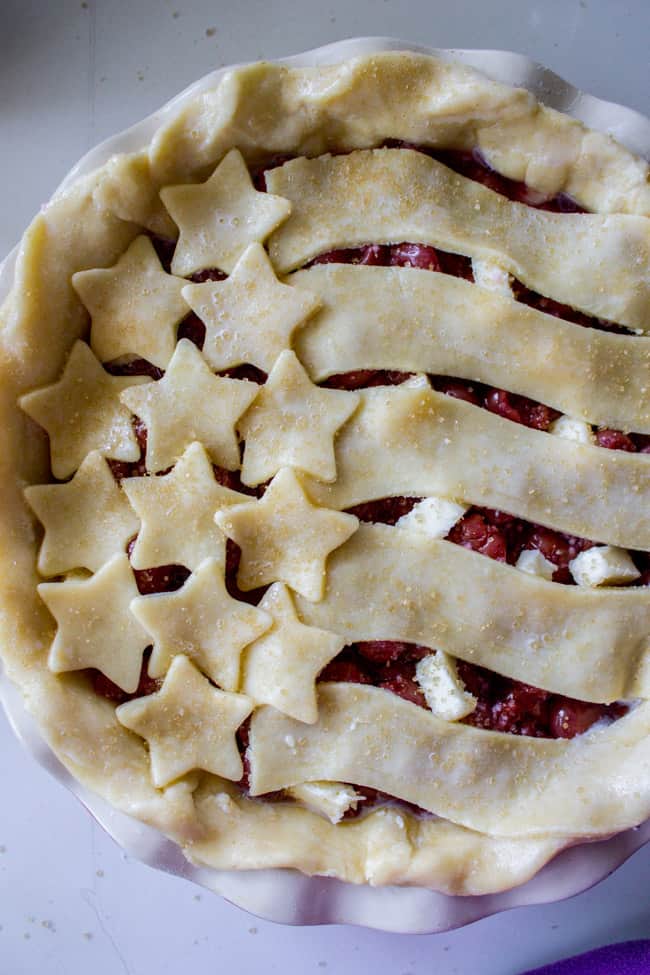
[1,1,649,971]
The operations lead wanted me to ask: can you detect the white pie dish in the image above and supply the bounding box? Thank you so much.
[1,35,649,933]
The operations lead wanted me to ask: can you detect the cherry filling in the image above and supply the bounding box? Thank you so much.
[430,376,561,431]
[105,358,164,381]
[327,370,562,435]
[89,648,161,705]
[350,493,650,595]
[126,537,191,596]
[348,497,603,585]
[217,364,267,384]
[310,242,474,281]
[323,370,414,390]
[318,643,627,740]
[510,281,632,336]
[177,312,207,348]
[326,372,650,453]
[458,659,626,739]
[224,539,269,605]
[108,417,149,480]
[346,496,421,525]
[309,237,628,336]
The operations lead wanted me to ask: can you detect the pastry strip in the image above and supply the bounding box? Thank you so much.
[249,683,650,836]
[295,523,650,702]
[293,264,650,432]
[267,149,650,328]
[306,383,650,550]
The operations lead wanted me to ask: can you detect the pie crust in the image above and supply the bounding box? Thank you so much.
[0,51,649,896]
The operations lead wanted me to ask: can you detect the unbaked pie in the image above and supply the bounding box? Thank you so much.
[1,51,649,895]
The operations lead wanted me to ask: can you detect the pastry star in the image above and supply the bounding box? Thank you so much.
[161,148,292,276]
[214,467,358,601]
[116,654,253,788]
[242,583,345,723]
[239,349,359,486]
[19,341,149,479]
[123,442,250,572]
[39,554,149,693]
[181,243,321,373]
[72,235,190,369]
[25,451,140,576]
[120,338,258,472]
[131,557,271,690]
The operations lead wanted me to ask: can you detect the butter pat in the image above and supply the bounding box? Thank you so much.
[569,545,640,587]
[515,549,556,581]
[396,496,468,539]
[287,781,362,824]
[415,652,477,721]
[549,415,595,445]
[471,258,513,297]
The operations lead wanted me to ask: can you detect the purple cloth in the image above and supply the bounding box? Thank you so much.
[522,941,650,975]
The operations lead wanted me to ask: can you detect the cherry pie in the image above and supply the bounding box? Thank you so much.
[1,51,649,894]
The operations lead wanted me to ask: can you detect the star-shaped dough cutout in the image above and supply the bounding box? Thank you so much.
[19,341,149,479]
[181,243,321,373]
[161,148,292,276]
[120,338,258,472]
[72,235,189,369]
[116,654,253,788]
[214,468,358,601]
[242,583,344,723]
[123,441,250,572]
[131,557,271,690]
[239,350,359,486]
[39,554,149,692]
[25,451,140,576]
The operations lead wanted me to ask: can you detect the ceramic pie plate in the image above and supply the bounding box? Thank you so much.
[1,36,649,934]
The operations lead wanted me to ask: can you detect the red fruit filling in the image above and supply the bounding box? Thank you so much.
[319,643,627,740]
[350,496,604,585]
[510,282,631,336]
[595,428,637,452]
[224,539,269,606]
[390,242,440,271]
[217,364,267,384]
[149,235,177,273]
[311,243,392,267]
[105,358,164,381]
[108,417,149,480]
[186,268,227,284]
[310,237,627,336]
[431,377,561,431]
[346,496,421,525]
[326,371,562,432]
[177,312,206,348]
[446,508,598,582]
[323,370,414,390]
[126,536,191,595]
[326,371,649,451]
[89,648,160,705]
[310,242,475,281]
